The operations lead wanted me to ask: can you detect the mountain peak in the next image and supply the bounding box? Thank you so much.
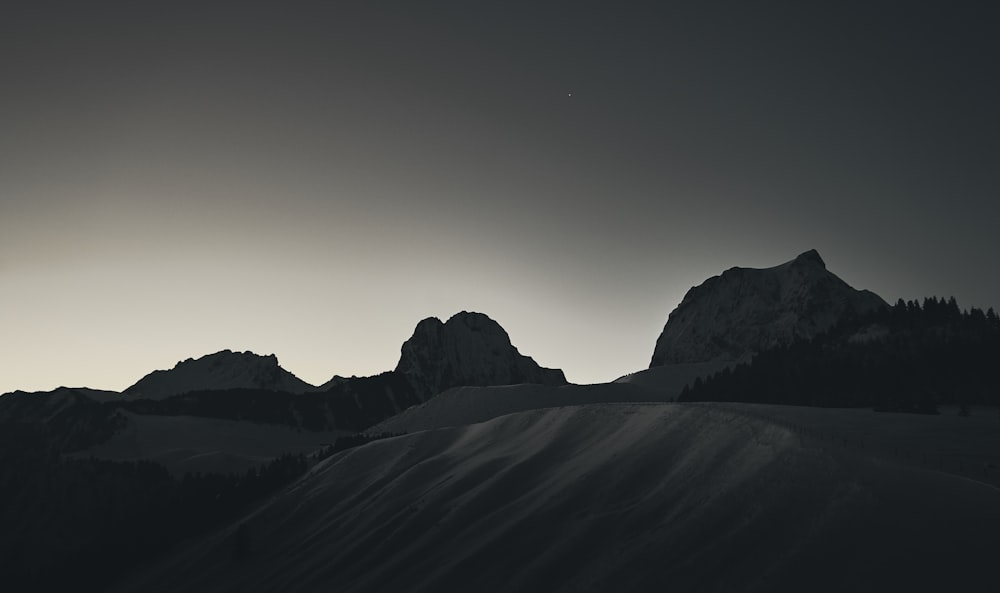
[650,252,886,367]
[125,350,315,399]
[792,249,825,268]
[395,311,566,398]
[181,349,279,368]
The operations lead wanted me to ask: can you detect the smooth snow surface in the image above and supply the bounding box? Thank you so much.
[76,411,348,475]
[115,403,1000,593]
[367,382,649,435]
[613,360,734,395]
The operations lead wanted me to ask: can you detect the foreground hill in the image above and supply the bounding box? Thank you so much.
[114,403,1000,593]
[366,382,651,435]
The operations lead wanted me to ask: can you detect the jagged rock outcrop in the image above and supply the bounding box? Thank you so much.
[650,250,887,366]
[125,350,317,399]
[395,311,567,399]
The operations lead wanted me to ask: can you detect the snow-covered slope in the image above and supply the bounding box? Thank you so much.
[367,372,726,437]
[113,402,1000,593]
[75,411,348,475]
[650,249,887,366]
[613,360,734,398]
[395,311,567,398]
[367,382,650,435]
[124,350,317,399]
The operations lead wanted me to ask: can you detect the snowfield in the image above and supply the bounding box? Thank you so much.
[113,402,1000,593]
[614,360,735,394]
[367,382,650,435]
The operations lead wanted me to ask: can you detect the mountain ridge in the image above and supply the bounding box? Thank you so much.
[1,312,568,435]
[64,311,567,404]
[124,349,318,400]
[650,249,887,367]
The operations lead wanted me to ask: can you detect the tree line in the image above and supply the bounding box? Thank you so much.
[0,422,401,592]
[679,297,1000,412]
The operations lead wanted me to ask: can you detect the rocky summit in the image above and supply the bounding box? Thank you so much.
[650,250,887,366]
[124,350,317,399]
[395,311,567,398]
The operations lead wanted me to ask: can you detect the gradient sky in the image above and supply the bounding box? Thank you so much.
[3,1,999,393]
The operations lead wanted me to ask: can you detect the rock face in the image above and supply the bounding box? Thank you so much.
[650,250,887,366]
[125,350,317,399]
[395,311,567,399]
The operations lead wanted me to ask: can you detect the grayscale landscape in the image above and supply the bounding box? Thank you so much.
[3,2,999,592]
[4,250,1000,592]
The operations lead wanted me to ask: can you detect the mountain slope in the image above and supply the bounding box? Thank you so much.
[613,361,732,400]
[650,249,887,366]
[125,350,317,399]
[366,382,650,435]
[112,402,1000,593]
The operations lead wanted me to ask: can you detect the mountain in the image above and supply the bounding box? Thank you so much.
[395,311,567,399]
[650,249,887,367]
[119,313,565,408]
[124,350,318,399]
[677,295,1000,409]
[303,312,568,430]
[37,312,566,439]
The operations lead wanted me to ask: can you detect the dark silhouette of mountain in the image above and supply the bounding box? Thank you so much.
[395,311,567,399]
[0,311,567,435]
[124,350,319,399]
[122,312,567,431]
[650,250,887,367]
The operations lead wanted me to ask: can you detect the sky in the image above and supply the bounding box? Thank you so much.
[2,1,999,393]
